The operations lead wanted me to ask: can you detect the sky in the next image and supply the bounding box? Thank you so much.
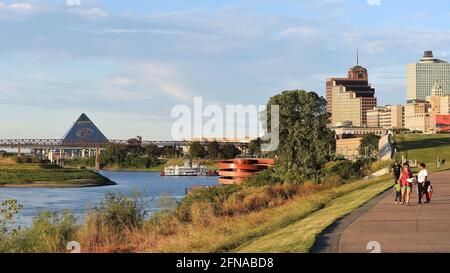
[1,0,450,140]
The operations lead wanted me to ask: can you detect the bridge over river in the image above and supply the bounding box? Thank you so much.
[0,113,249,169]
[0,138,240,149]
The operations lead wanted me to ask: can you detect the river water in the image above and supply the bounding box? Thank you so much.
[0,171,219,227]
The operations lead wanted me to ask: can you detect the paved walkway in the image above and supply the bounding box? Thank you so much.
[312,170,450,253]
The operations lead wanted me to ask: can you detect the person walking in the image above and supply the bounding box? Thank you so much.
[417,163,428,204]
[394,183,402,204]
[392,162,402,204]
[392,161,401,182]
[398,163,413,206]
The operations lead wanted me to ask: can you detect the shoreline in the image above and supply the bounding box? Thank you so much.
[99,167,161,172]
[0,183,117,189]
[0,181,117,189]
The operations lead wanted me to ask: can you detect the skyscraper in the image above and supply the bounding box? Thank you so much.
[407,51,450,101]
[326,60,377,126]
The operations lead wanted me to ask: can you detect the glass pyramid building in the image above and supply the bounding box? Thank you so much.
[62,113,108,144]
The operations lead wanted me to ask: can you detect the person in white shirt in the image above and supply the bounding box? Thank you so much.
[417,163,428,204]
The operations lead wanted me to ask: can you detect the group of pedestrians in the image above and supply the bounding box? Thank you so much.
[392,161,433,206]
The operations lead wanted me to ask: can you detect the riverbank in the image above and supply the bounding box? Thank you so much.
[0,170,219,229]
[0,181,115,188]
[0,159,116,188]
[75,175,391,253]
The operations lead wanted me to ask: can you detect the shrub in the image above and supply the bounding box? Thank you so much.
[175,185,240,222]
[148,211,180,236]
[95,192,149,232]
[324,159,370,181]
[370,160,389,173]
[14,156,46,164]
[80,192,149,250]
[245,168,281,187]
[190,202,215,227]
[64,157,95,168]
[0,199,23,252]
[10,210,78,253]
[320,175,344,188]
[242,191,271,212]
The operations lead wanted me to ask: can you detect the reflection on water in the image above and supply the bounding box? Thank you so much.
[0,171,218,227]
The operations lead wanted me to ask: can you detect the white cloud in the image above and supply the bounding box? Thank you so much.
[279,26,314,36]
[139,63,191,101]
[99,62,191,102]
[109,76,133,87]
[98,28,220,40]
[69,7,107,19]
[367,0,381,6]
[66,0,81,7]
[0,2,32,11]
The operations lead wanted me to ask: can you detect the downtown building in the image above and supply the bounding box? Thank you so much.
[426,81,450,133]
[367,105,405,129]
[403,80,450,133]
[326,64,377,127]
[326,62,380,159]
[404,101,431,133]
[407,51,450,101]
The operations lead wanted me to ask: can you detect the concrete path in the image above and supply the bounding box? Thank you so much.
[312,170,450,253]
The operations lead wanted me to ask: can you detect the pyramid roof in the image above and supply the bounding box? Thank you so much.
[62,113,108,144]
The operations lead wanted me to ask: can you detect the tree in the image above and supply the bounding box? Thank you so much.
[359,133,380,157]
[207,141,220,159]
[0,199,22,248]
[100,143,162,168]
[189,142,207,159]
[248,138,262,157]
[264,90,335,182]
[220,144,241,159]
[144,144,161,158]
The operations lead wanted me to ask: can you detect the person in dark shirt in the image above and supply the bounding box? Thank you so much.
[392,161,401,183]
[392,161,402,204]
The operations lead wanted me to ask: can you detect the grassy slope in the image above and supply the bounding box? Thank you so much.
[0,159,115,187]
[147,177,390,253]
[234,179,389,252]
[394,134,450,164]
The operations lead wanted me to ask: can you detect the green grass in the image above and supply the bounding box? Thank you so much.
[146,176,391,253]
[394,133,450,165]
[234,179,390,252]
[0,161,115,186]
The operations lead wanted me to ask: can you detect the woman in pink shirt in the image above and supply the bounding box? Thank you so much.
[398,163,413,206]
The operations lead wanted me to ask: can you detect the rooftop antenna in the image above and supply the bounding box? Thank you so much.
[356,49,359,65]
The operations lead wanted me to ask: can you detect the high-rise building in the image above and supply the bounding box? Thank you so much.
[327,62,377,126]
[407,51,450,101]
[367,105,404,129]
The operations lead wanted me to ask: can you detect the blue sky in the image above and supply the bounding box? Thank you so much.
[1,0,450,139]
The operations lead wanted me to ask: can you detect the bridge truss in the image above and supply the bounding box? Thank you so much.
[0,139,247,149]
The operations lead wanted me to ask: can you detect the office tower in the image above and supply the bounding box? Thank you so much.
[327,60,377,126]
[407,51,450,101]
